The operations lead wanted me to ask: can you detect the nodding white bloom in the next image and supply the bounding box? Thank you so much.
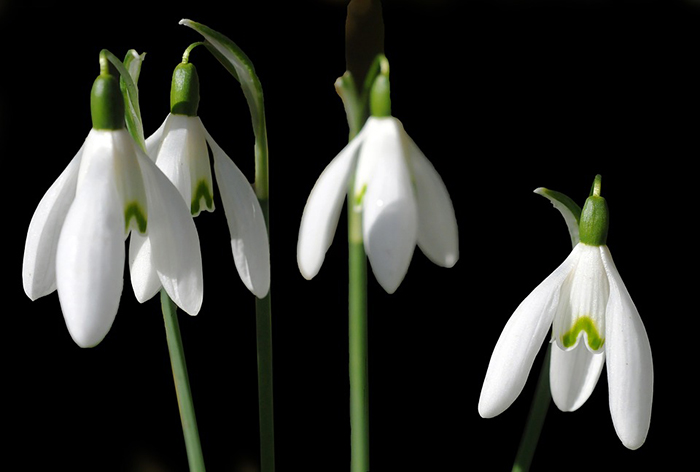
[297,115,459,293]
[22,71,203,348]
[478,179,653,450]
[133,61,270,299]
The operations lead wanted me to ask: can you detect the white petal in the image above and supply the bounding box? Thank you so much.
[145,114,169,161]
[136,149,204,314]
[550,342,605,412]
[600,246,653,450]
[551,244,608,353]
[361,118,417,294]
[23,144,83,300]
[127,231,162,303]
[56,139,125,348]
[205,130,270,298]
[150,115,193,207]
[405,134,459,268]
[478,245,582,418]
[297,131,364,280]
[188,117,215,216]
[83,130,148,235]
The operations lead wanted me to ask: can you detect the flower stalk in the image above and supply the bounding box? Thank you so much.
[348,184,369,472]
[112,48,207,471]
[161,290,207,472]
[340,9,386,471]
[179,19,275,471]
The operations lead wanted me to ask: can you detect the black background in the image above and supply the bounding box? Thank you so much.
[2,0,695,471]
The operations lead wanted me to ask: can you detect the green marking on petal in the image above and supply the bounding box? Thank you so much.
[354,184,367,206]
[191,179,214,215]
[562,316,605,351]
[125,201,147,234]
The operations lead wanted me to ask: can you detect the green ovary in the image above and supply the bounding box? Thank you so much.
[125,202,147,234]
[191,180,214,215]
[562,316,605,351]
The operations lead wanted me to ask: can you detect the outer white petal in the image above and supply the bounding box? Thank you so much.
[56,132,125,348]
[150,115,193,206]
[23,144,83,300]
[145,114,170,161]
[478,245,583,418]
[136,149,204,314]
[205,129,270,298]
[600,246,653,450]
[361,118,417,294]
[550,342,605,412]
[404,132,459,268]
[297,130,365,280]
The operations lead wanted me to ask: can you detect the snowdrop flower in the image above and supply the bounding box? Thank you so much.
[22,66,203,348]
[478,176,653,449]
[297,109,459,293]
[132,58,270,299]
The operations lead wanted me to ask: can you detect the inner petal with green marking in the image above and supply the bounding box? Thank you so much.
[552,244,609,353]
[191,179,215,216]
[125,201,148,234]
[561,316,605,351]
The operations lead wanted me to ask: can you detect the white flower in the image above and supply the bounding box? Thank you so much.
[135,112,270,298]
[478,241,653,450]
[297,116,458,293]
[22,128,204,347]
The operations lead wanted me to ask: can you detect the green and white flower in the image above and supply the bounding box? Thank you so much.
[478,177,653,450]
[297,115,459,293]
[22,69,203,348]
[131,60,270,299]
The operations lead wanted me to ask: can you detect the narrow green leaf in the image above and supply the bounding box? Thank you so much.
[100,49,146,150]
[179,19,263,140]
[122,50,146,148]
[533,187,582,248]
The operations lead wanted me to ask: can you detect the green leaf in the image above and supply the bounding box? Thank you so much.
[533,187,582,248]
[100,49,146,150]
[179,19,263,140]
[121,50,147,148]
[179,19,269,199]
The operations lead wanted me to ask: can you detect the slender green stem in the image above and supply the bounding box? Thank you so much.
[160,290,206,472]
[348,204,369,472]
[512,345,551,472]
[255,196,275,472]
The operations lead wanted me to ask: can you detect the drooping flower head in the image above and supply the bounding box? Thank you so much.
[22,53,204,347]
[132,49,270,299]
[297,55,459,293]
[478,175,653,450]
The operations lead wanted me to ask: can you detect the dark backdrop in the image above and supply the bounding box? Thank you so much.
[2,1,694,470]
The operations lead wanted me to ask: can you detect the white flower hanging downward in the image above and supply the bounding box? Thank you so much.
[297,62,458,293]
[478,176,653,450]
[22,64,204,347]
[130,57,270,299]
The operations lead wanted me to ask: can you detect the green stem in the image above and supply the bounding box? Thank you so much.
[255,197,275,472]
[160,290,206,472]
[512,345,551,472]
[348,204,369,472]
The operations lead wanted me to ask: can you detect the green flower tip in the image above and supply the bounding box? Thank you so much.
[90,71,125,131]
[369,55,391,118]
[171,62,200,116]
[579,174,609,247]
